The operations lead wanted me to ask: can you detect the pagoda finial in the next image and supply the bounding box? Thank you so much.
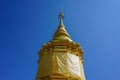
[59,9,64,25]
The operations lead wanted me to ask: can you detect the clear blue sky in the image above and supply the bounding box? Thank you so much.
[0,0,120,80]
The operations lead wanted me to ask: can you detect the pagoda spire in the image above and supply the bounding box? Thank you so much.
[52,10,72,41]
[36,10,86,80]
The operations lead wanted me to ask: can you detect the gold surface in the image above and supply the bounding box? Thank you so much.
[36,11,85,80]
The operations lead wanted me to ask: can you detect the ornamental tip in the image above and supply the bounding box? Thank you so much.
[59,9,64,19]
[59,9,64,25]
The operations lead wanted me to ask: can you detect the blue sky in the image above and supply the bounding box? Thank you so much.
[0,0,120,80]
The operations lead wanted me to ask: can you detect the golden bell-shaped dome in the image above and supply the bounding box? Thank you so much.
[52,11,72,41]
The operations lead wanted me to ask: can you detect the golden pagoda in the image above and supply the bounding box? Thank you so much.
[36,11,86,80]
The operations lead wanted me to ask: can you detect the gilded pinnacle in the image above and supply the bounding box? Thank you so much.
[52,10,72,41]
[59,10,64,25]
